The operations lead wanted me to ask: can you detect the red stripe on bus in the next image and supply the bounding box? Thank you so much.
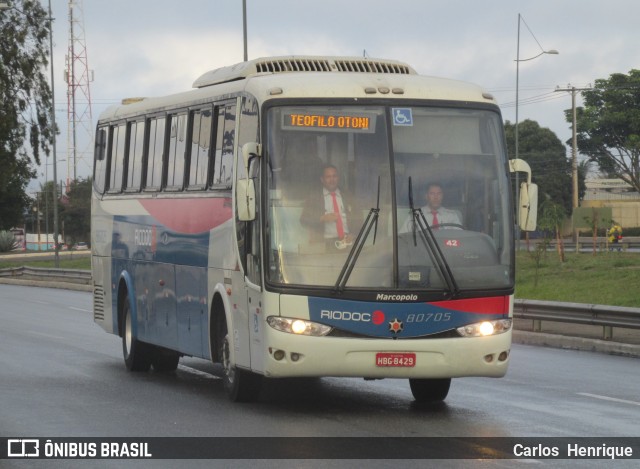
[430,296,509,314]
[139,198,232,234]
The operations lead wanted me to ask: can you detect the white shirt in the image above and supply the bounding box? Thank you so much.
[399,206,462,233]
[323,188,349,238]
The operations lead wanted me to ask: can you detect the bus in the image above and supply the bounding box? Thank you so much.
[91,56,537,402]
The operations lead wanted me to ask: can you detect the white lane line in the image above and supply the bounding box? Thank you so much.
[177,364,221,380]
[577,392,640,407]
[27,330,66,341]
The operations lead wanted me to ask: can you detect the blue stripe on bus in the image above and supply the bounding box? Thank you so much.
[308,297,506,338]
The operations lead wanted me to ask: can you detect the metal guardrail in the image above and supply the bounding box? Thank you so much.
[1,267,638,340]
[514,299,640,340]
[522,241,640,252]
[0,266,92,285]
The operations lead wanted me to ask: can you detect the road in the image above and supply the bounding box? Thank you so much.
[1,284,639,468]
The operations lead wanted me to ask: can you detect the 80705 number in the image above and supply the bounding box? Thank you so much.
[406,312,451,323]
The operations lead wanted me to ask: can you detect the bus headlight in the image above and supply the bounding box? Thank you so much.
[457,319,512,337]
[267,316,333,337]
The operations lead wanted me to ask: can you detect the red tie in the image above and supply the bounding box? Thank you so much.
[331,192,345,239]
[431,210,439,229]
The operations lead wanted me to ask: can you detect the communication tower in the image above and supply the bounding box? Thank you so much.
[64,0,93,187]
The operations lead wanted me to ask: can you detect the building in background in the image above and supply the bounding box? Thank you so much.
[581,178,640,228]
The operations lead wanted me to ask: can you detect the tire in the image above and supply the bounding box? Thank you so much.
[221,332,262,402]
[122,294,152,372]
[151,347,180,372]
[409,378,451,402]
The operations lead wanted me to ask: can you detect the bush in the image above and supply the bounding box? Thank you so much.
[0,231,18,253]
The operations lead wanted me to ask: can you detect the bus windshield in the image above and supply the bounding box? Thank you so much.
[265,104,513,293]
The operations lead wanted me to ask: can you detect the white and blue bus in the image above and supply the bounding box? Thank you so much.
[92,56,537,402]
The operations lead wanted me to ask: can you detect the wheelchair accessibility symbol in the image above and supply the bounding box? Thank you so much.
[392,108,413,126]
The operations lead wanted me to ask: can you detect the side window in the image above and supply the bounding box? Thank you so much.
[212,102,236,187]
[108,123,126,193]
[93,126,108,194]
[145,116,166,190]
[166,113,187,190]
[126,120,145,191]
[188,107,212,189]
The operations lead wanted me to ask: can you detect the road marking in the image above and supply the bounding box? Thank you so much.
[578,392,640,407]
[27,331,66,341]
[69,306,92,313]
[178,364,221,380]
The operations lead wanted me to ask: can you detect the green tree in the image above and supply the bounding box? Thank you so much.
[572,69,640,193]
[61,178,91,245]
[0,0,54,230]
[505,120,573,215]
[538,198,566,262]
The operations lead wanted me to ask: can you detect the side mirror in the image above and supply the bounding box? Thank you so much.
[241,142,261,172]
[237,178,256,221]
[519,182,538,231]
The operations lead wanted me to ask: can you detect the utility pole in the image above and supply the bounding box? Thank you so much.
[555,84,591,242]
[242,0,248,61]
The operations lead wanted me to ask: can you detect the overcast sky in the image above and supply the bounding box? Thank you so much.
[36,0,640,187]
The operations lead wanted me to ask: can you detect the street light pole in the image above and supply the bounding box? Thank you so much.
[514,13,558,247]
[242,0,248,61]
[48,0,60,267]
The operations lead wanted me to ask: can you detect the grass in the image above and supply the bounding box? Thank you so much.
[1,250,638,308]
[515,250,640,307]
[0,254,91,270]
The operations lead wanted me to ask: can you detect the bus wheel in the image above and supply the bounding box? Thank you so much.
[221,333,262,402]
[151,348,180,372]
[122,295,152,372]
[409,378,451,402]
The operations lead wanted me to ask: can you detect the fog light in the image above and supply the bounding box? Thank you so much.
[498,351,509,362]
[291,352,300,362]
[273,350,285,361]
[484,354,494,363]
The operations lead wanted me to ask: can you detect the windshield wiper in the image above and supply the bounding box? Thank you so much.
[407,177,460,298]
[334,176,381,293]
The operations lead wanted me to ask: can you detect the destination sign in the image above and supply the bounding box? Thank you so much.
[283,113,376,133]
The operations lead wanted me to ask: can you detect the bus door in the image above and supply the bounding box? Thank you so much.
[236,148,265,373]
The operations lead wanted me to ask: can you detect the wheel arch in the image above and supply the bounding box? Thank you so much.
[208,283,232,363]
[116,271,136,339]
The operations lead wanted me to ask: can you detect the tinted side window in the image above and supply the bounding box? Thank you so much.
[126,120,145,191]
[94,127,108,194]
[108,124,126,193]
[188,108,212,189]
[212,103,236,187]
[166,113,187,190]
[145,117,165,190]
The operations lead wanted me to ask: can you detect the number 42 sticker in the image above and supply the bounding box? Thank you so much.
[445,239,461,247]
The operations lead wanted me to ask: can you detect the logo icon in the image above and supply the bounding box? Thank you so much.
[392,108,413,126]
[372,310,385,325]
[8,439,39,458]
[388,318,404,334]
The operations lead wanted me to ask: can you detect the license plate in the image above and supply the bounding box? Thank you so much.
[376,352,416,367]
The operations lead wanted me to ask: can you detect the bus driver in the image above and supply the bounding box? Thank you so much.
[400,182,462,232]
